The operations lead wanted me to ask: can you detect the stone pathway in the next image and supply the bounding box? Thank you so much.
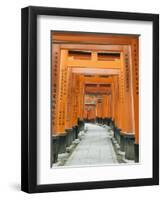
[64,123,118,166]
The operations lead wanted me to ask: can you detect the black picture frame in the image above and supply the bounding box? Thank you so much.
[21,6,159,193]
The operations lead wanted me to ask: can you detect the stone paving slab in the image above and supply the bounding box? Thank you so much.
[64,123,118,166]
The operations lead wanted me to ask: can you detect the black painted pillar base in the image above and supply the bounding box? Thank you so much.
[107,117,112,126]
[58,134,67,154]
[84,118,89,123]
[78,118,84,131]
[123,134,135,160]
[96,117,102,124]
[103,118,106,125]
[134,143,139,162]
[77,125,79,138]
[65,129,73,147]
[114,127,121,144]
[103,118,108,125]
[96,117,99,124]
[72,126,77,140]
[120,132,125,152]
[52,136,59,163]
[79,120,85,131]
[111,120,115,130]
[74,125,79,139]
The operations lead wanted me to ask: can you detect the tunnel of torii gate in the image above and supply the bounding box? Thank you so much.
[51,32,139,164]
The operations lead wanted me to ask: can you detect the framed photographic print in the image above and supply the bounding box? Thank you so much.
[21,6,159,193]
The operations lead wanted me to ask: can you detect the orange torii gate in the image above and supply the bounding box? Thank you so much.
[51,32,139,163]
[83,76,114,124]
[84,83,112,122]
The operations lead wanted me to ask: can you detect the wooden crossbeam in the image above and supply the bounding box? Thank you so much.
[67,58,121,69]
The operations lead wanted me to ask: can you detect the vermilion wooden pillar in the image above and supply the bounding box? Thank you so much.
[71,73,78,127]
[78,75,85,121]
[54,49,69,135]
[115,75,122,128]
[131,38,139,162]
[108,94,112,119]
[113,76,120,128]
[51,44,61,136]
[65,67,73,130]
[120,49,134,134]
[51,46,70,158]
[102,95,109,119]
[96,99,102,119]
[111,77,116,125]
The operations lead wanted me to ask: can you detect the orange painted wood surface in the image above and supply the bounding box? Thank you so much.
[51,32,139,145]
